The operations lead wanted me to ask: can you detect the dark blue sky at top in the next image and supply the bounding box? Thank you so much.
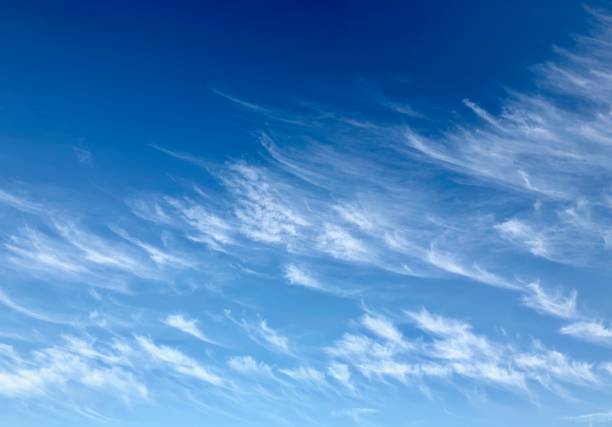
[0,0,599,183]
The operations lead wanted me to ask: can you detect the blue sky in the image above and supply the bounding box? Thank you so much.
[2,1,612,426]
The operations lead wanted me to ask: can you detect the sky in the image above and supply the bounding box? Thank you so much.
[2,1,612,426]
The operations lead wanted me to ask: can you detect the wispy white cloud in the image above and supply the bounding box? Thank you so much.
[210,88,305,125]
[327,362,353,390]
[223,162,309,244]
[406,308,504,364]
[54,223,155,276]
[316,224,371,262]
[409,309,598,390]
[2,215,199,295]
[279,366,326,385]
[127,196,176,226]
[152,133,526,291]
[326,332,402,362]
[150,144,211,169]
[399,17,612,277]
[0,339,147,400]
[0,188,41,213]
[601,362,612,376]
[227,355,273,376]
[136,336,222,385]
[0,288,72,325]
[226,311,293,355]
[164,197,233,251]
[521,281,578,319]
[333,204,375,231]
[283,264,324,291]
[425,245,518,289]
[163,314,215,344]
[112,226,192,268]
[462,98,503,129]
[377,97,424,119]
[327,315,424,385]
[258,320,291,354]
[495,218,551,258]
[5,226,89,275]
[560,321,612,346]
[361,314,404,344]
[325,308,601,395]
[514,344,598,386]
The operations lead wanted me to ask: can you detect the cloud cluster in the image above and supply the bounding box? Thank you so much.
[326,310,599,397]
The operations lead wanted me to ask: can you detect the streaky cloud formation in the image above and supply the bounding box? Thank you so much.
[521,281,578,320]
[560,321,612,346]
[163,314,215,344]
[283,264,324,291]
[2,5,612,427]
[136,336,222,385]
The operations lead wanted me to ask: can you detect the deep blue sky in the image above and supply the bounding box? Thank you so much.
[2,2,612,427]
[0,1,591,155]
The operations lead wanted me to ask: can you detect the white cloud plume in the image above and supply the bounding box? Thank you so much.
[283,264,323,291]
[136,336,222,385]
[0,338,147,400]
[223,162,308,244]
[280,366,326,385]
[462,98,502,129]
[327,308,600,394]
[0,288,71,325]
[164,197,234,251]
[495,218,550,258]
[258,320,290,354]
[521,281,578,319]
[327,363,353,390]
[163,314,214,344]
[560,321,612,346]
[361,314,404,344]
[0,188,40,213]
[316,224,371,262]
